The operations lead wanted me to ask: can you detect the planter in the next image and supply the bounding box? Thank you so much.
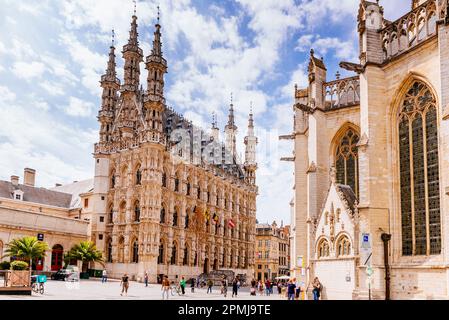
[8,270,31,287]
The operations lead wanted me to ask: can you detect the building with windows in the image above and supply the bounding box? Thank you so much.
[0,169,90,271]
[90,13,258,282]
[255,221,290,282]
[281,0,449,299]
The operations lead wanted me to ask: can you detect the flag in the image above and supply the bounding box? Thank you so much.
[212,213,219,224]
[228,218,236,228]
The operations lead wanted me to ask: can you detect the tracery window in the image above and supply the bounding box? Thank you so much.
[173,210,178,227]
[132,240,139,263]
[160,207,166,224]
[335,128,359,197]
[336,236,351,257]
[171,242,177,265]
[162,172,167,188]
[317,239,330,258]
[134,201,140,222]
[183,246,189,266]
[158,241,164,264]
[398,81,441,256]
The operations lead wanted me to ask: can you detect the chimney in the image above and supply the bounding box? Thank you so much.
[23,168,36,187]
[11,175,19,186]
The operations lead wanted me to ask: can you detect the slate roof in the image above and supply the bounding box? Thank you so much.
[0,180,72,208]
[51,179,94,208]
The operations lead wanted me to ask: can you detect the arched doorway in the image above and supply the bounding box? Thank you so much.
[213,259,218,271]
[51,244,63,271]
[203,258,209,274]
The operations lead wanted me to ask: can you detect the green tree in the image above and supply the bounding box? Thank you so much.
[64,241,104,273]
[2,236,49,271]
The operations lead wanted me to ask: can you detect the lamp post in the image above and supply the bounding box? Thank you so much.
[381,233,391,300]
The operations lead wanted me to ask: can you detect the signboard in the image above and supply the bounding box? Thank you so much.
[366,267,373,276]
[37,233,44,241]
[361,233,371,249]
[360,233,372,267]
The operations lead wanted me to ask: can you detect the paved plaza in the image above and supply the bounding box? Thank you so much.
[0,279,288,300]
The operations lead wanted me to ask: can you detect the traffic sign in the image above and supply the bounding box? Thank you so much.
[366,266,373,276]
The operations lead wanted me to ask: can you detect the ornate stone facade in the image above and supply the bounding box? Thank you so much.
[283,0,449,299]
[91,14,258,282]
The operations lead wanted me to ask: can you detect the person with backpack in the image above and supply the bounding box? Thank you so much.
[265,279,271,296]
[120,273,129,296]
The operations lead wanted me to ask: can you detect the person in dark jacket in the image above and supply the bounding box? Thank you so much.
[232,277,239,297]
[190,278,195,293]
[287,280,296,301]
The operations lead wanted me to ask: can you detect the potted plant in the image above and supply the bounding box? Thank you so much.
[3,236,49,272]
[64,241,104,279]
[10,260,29,270]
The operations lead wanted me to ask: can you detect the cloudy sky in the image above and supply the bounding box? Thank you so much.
[0,0,410,225]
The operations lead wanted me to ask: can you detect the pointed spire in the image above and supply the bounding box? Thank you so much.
[151,5,163,57]
[248,101,254,128]
[128,14,138,47]
[227,92,236,129]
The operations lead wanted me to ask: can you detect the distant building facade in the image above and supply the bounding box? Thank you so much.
[255,221,290,282]
[90,13,258,282]
[0,169,90,271]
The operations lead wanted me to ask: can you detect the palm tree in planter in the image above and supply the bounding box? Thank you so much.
[65,241,104,278]
[3,236,49,271]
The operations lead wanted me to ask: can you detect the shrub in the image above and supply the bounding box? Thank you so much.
[10,260,29,270]
[0,261,11,270]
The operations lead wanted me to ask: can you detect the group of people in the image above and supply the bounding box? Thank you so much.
[104,269,323,300]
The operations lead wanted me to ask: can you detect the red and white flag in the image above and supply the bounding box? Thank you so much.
[228,218,236,228]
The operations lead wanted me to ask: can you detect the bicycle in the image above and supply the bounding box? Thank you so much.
[171,284,182,296]
[31,275,46,294]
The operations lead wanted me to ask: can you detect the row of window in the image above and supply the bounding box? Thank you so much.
[317,236,351,259]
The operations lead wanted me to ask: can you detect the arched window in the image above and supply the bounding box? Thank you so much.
[162,172,167,188]
[185,213,189,229]
[398,80,441,256]
[135,166,142,185]
[183,246,189,266]
[336,236,351,257]
[173,210,178,227]
[335,128,359,197]
[132,240,139,263]
[174,177,179,192]
[317,239,330,258]
[107,238,113,262]
[158,241,164,264]
[118,237,125,263]
[186,182,191,196]
[197,187,201,200]
[134,201,140,222]
[171,242,177,265]
[160,207,166,224]
[108,205,114,223]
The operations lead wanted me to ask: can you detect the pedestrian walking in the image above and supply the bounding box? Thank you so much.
[101,269,107,283]
[287,280,296,301]
[265,279,271,296]
[258,280,264,296]
[180,276,186,295]
[161,275,170,300]
[221,276,228,298]
[250,279,256,296]
[232,277,239,297]
[312,277,322,300]
[120,273,129,296]
[277,281,282,295]
[207,279,213,294]
[144,272,149,287]
[294,278,301,300]
[190,278,195,293]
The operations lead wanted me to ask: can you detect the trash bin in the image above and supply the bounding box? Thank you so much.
[80,272,90,279]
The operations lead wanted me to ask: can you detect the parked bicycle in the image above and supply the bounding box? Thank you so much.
[31,275,46,294]
[171,284,182,296]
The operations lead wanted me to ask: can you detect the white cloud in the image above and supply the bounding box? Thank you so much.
[39,80,66,96]
[11,61,46,80]
[295,34,358,62]
[64,96,95,117]
[0,86,16,103]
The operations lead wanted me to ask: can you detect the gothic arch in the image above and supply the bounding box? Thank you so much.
[316,236,331,259]
[390,74,442,257]
[335,232,352,257]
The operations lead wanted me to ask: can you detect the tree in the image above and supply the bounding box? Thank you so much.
[64,241,104,273]
[3,236,49,271]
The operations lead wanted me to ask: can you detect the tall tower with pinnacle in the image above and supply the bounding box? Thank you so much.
[225,93,237,160]
[144,5,167,144]
[99,30,120,144]
[244,103,257,185]
[122,12,144,91]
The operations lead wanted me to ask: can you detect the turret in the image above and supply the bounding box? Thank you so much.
[244,103,257,185]
[98,30,120,144]
[357,0,384,66]
[211,113,219,141]
[143,6,167,143]
[308,49,327,109]
[225,94,237,160]
[121,14,144,92]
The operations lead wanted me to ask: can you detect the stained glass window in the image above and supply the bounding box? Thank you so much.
[398,81,441,256]
[335,128,359,197]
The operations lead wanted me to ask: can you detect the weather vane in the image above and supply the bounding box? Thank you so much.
[157,4,160,23]
[133,0,136,15]
[250,101,253,114]
[112,29,115,47]
[230,92,233,105]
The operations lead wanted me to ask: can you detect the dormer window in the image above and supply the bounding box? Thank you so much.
[13,190,24,201]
